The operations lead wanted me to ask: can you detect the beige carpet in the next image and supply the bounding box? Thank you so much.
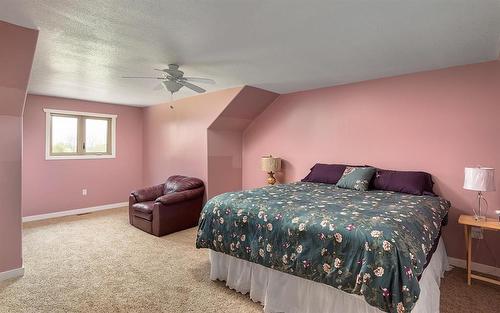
[0,208,498,313]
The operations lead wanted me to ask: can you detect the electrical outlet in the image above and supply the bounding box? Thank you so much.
[82,189,87,196]
[470,227,483,240]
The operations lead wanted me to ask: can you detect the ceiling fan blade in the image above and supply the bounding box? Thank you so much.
[153,68,178,76]
[122,76,164,79]
[177,80,206,93]
[182,77,216,84]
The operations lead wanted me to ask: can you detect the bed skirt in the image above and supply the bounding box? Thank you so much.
[209,238,448,313]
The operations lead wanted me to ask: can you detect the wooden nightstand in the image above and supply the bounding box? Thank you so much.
[458,214,500,286]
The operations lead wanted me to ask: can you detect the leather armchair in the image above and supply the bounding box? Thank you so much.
[129,175,205,236]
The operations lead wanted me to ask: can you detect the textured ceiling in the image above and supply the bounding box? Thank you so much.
[1,0,500,106]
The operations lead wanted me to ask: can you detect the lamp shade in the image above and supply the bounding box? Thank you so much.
[463,167,495,192]
[261,156,281,173]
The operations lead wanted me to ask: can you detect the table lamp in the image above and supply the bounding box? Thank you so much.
[463,167,495,220]
[261,155,281,185]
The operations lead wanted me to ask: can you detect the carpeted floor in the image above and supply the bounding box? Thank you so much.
[0,208,498,313]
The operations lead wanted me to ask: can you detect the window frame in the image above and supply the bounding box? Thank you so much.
[44,109,117,160]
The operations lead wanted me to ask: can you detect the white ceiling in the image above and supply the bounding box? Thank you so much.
[2,0,500,106]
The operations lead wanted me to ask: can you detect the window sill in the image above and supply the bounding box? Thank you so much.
[46,154,116,160]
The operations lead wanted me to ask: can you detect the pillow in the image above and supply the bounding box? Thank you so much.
[301,163,349,184]
[372,169,434,196]
[422,173,435,195]
[336,167,376,191]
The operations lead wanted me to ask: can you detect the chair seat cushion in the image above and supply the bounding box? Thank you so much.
[132,201,155,214]
[133,210,153,221]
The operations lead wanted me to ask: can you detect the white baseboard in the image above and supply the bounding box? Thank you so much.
[448,257,500,278]
[0,267,24,282]
[22,202,128,222]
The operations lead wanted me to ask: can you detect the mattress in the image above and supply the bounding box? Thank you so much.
[196,182,450,312]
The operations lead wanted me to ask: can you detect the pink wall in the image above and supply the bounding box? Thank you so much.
[0,21,38,273]
[207,87,279,198]
[22,95,144,217]
[143,86,278,199]
[0,116,24,273]
[207,129,243,198]
[242,61,500,266]
[142,87,242,188]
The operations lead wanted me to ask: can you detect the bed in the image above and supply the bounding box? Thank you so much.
[196,182,450,313]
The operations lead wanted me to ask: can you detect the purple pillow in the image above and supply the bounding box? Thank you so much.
[372,169,434,196]
[301,163,350,184]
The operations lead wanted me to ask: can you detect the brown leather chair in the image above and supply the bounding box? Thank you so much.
[129,175,205,236]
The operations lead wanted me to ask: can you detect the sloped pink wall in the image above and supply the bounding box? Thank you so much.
[0,21,37,117]
[143,86,278,199]
[207,87,279,198]
[142,87,242,187]
[0,21,38,274]
[242,61,500,266]
[22,95,144,217]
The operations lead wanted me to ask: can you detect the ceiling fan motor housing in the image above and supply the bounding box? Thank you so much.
[167,64,184,78]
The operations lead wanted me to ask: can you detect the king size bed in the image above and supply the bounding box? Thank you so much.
[196,179,450,313]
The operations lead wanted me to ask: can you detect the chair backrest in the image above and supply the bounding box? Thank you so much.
[164,175,204,194]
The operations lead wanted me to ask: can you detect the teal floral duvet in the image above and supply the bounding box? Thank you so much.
[196,182,450,313]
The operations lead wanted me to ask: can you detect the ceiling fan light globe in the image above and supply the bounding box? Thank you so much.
[162,80,183,93]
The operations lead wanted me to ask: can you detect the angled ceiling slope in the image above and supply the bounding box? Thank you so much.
[207,86,279,198]
[209,86,279,131]
[1,1,500,106]
[0,21,38,116]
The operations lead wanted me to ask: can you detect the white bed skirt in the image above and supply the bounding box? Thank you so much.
[209,238,448,313]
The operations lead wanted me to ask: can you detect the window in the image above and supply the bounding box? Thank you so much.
[44,109,117,160]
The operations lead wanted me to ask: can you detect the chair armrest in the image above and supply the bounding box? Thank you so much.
[155,187,204,206]
[129,194,138,205]
[131,184,164,202]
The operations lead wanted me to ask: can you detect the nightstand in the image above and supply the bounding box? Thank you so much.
[458,214,500,286]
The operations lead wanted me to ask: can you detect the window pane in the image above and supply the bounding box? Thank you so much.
[51,116,78,154]
[85,118,109,153]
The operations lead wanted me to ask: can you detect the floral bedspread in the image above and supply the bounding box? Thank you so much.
[195,182,450,313]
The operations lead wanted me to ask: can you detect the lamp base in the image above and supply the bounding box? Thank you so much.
[473,191,488,221]
[266,172,277,185]
[474,214,487,221]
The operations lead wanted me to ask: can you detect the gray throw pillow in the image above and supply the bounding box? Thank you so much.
[336,166,376,191]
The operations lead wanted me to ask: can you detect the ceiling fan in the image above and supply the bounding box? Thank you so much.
[122,64,215,94]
